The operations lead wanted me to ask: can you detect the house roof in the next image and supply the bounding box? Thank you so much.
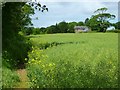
[74,26,88,30]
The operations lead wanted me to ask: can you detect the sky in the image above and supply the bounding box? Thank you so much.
[31,0,119,28]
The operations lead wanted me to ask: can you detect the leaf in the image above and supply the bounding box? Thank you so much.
[46,8,48,11]
[29,3,31,5]
[32,3,34,7]
[37,3,41,7]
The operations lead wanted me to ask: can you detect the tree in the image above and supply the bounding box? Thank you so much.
[85,18,89,25]
[77,21,84,26]
[2,2,32,66]
[58,21,68,33]
[86,16,100,31]
[68,22,77,33]
[32,28,40,35]
[114,21,120,29]
[87,7,115,32]
[46,25,57,34]
[2,2,48,67]
[40,27,46,34]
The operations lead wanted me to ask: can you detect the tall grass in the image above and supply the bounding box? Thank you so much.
[27,33,118,88]
[2,59,20,88]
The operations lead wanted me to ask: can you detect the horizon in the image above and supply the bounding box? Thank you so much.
[31,1,119,28]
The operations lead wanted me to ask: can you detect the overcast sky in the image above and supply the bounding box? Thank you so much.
[31,0,119,28]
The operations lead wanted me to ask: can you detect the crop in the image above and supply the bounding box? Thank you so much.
[27,33,118,88]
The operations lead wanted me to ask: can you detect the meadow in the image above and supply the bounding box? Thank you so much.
[27,33,118,88]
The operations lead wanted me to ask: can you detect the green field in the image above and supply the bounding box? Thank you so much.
[27,33,118,88]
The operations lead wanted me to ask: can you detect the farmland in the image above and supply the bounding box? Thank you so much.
[2,2,120,89]
[26,33,118,88]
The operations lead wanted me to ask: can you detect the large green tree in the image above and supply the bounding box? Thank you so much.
[86,7,115,32]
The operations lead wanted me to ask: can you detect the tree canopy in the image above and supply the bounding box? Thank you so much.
[86,7,116,32]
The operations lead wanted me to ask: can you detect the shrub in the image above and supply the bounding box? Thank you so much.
[2,35,32,67]
[106,30,120,33]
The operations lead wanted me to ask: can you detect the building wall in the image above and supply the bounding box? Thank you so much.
[75,29,84,33]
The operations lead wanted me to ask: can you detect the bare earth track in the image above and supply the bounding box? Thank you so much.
[16,69,29,88]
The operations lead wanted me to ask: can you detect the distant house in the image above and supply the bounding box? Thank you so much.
[74,26,90,33]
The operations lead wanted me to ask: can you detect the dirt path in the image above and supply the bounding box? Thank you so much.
[15,69,30,88]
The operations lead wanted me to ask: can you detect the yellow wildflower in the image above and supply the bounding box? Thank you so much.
[49,63,52,67]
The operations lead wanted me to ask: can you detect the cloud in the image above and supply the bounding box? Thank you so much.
[31,1,118,27]
[32,0,120,2]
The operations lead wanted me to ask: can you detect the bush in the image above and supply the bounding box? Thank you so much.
[106,30,120,33]
[2,35,32,67]
[114,30,120,33]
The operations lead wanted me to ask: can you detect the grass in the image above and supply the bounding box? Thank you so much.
[2,60,20,88]
[27,33,118,88]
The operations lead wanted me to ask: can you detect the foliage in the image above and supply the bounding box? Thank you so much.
[58,21,68,33]
[114,21,120,29]
[2,67,20,88]
[27,21,85,34]
[68,22,77,33]
[24,27,34,35]
[2,59,20,88]
[39,27,47,34]
[77,21,84,26]
[2,2,33,66]
[106,29,120,33]
[86,7,115,32]
[27,33,118,88]
[85,18,89,25]
[85,17,99,31]
[46,25,58,34]
[32,28,41,35]
[28,2,48,12]
[2,1,48,66]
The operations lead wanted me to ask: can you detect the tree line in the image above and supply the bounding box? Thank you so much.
[23,20,120,35]
[22,7,120,35]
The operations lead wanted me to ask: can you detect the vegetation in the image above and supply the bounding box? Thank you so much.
[2,1,48,88]
[1,1,119,88]
[2,1,48,67]
[27,33,118,88]
[85,7,116,32]
[114,21,120,29]
[2,59,20,88]
[2,2,34,67]
[21,7,120,35]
